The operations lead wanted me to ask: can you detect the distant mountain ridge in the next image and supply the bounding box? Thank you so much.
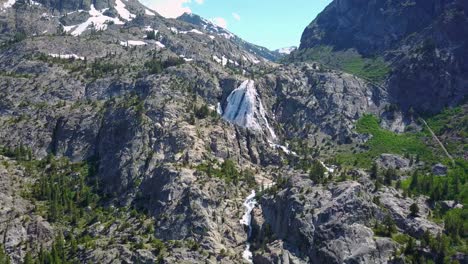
[177,12,286,62]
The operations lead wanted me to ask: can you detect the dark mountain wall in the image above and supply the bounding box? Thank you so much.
[298,0,468,113]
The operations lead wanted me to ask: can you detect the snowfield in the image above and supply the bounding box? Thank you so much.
[64,5,124,36]
[114,0,136,21]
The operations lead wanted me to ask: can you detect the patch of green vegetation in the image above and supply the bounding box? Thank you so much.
[341,56,389,83]
[308,160,327,184]
[336,115,435,168]
[0,71,33,79]
[287,46,390,82]
[0,32,27,50]
[0,144,33,161]
[373,215,397,237]
[31,156,100,223]
[144,56,185,75]
[1,153,169,263]
[423,105,468,157]
[0,243,9,264]
[88,60,124,78]
[392,233,411,245]
[402,159,467,204]
[425,106,467,136]
[34,53,87,73]
[196,159,256,187]
[394,157,468,261]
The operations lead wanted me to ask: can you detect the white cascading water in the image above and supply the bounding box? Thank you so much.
[223,80,277,139]
[240,190,257,263]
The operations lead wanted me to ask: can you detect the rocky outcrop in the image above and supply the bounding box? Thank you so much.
[432,163,448,176]
[251,173,442,263]
[0,156,54,263]
[376,154,411,171]
[264,64,384,144]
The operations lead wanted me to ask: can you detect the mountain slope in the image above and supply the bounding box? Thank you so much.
[0,0,466,263]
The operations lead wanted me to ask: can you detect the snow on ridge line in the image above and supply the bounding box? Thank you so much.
[145,9,155,16]
[114,0,136,21]
[48,53,85,60]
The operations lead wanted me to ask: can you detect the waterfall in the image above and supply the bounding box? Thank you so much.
[240,190,257,263]
[223,80,277,139]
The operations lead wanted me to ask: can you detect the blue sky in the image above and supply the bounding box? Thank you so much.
[142,0,332,50]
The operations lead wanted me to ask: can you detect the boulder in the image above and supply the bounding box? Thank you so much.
[432,164,448,176]
[376,154,411,171]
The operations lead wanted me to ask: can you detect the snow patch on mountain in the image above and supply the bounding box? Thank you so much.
[115,0,136,21]
[276,46,297,55]
[155,41,165,48]
[212,55,222,64]
[2,0,16,10]
[65,5,124,36]
[48,53,85,60]
[120,40,146,46]
[180,29,204,35]
[222,80,277,139]
[221,56,228,67]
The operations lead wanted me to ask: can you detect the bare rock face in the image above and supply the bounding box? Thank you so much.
[262,64,384,145]
[376,154,411,171]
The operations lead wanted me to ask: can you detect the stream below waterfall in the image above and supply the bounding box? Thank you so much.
[240,190,257,263]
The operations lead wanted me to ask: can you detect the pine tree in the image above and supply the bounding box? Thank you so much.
[370,162,378,180]
[384,168,395,185]
[409,203,419,217]
[409,171,419,191]
[309,160,326,184]
[23,252,33,264]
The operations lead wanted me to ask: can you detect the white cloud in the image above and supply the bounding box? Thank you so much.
[211,17,227,28]
[145,0,203,18]
[232,12,241,21]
